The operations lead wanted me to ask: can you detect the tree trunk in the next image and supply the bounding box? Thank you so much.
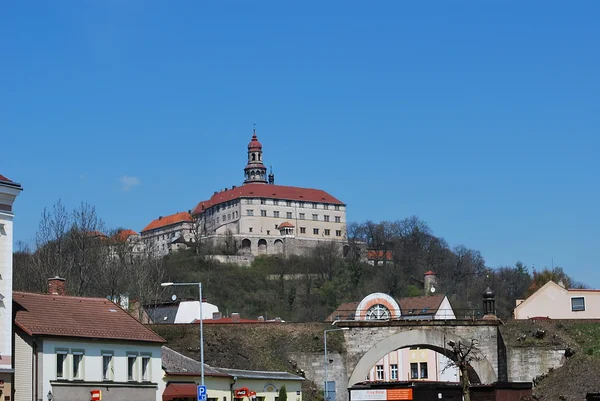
[460,365,471,401]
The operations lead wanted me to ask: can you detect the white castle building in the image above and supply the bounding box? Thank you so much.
[140,129,347,257]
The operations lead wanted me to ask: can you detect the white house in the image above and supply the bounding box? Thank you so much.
[0,174,22,400]
[514,280,600,319]
[13,278,166,401]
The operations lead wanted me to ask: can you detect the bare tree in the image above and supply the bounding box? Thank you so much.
[444,339,482,401]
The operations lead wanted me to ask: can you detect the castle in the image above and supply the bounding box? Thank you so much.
[137,129,348,257]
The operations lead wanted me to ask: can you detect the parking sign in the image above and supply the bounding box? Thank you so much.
[197,385,207,401]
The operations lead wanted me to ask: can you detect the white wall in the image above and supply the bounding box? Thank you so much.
[515,281,600,319]
[434,297,456,320]
[174,301,220,323]
[0,211,14,372]
[41,338,163,401]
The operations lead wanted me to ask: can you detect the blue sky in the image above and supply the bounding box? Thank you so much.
[2,2,599,286]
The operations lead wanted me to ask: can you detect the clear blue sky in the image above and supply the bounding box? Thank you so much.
[2,2,599,286]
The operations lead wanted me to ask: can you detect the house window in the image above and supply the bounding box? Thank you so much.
[102,352,113,381]
[312,214,318,221]
[286,201,292,207]
[56,350,67,378]
[299,213,305,220]
[247,209,254,216]
[273,211,280,218]
[261,210,267,217]
[313,228,319,235]
[390,364,398,380]
[336,230,342,237]
[300,227,306,234]
[128,354,137,381]
[141,355,151,381]
[324,215,330,222]
[324,229,330,236]
[72,350,84,379]
[335,205,340,211]
[572,297,585,311]
[376,365,384,380]
[420,362,428,379]
[335,216,341,223]
[286,212,293,219]
[410,363,418,379]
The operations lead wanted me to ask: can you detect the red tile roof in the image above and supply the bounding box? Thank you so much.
[367,250,393,261]
[278,221,295,228]
[248,133,262,150]
[324,295,446,321]
[0,174,12,182]
[424,270,437,275]
[115,229,138,241]
[142,212,193,233]
[192,183,344,215]
[14,291,166,343]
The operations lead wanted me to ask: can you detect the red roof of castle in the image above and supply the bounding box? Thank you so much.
[0,174,12,182]
[14,291,165,343]
[142,212,193,233]
[115,229,138,241]
[192,183,344,215]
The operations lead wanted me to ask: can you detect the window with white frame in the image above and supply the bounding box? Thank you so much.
[375,365,384,380]
[127,354,137,381]
[247,209,254,216]
[334,205,340,211]
[273,211,280,218]
[572,297,585,311]
[56,350,67,379]
[286,212,293,219]
[324,215,330,222]
[390,364,398,380]
[72,350,84,379]
[335,216,341,223]
[299,213,305,220]
[312,214,318,221]
[141,354,151,382]
[102,352,113,381]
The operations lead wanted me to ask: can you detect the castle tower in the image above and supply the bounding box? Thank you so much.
[244,127,268,184]
[424,270,438,295]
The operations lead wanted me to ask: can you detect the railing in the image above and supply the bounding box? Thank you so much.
[325,308,486,322]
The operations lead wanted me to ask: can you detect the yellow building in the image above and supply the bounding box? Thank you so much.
[161,347,304,401]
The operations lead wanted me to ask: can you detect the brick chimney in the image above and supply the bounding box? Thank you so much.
[48,276,66,295]
[231,313,240,323]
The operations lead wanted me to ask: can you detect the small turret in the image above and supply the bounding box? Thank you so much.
[482,286,497,319]
[268,166,275,185]
[424,270,438,296]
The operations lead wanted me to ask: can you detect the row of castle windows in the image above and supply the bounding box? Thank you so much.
[247,226,342,237]
[247,209,342,222]
[205,199,343,217]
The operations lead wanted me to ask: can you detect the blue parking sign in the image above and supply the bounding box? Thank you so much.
[197,385,207,401]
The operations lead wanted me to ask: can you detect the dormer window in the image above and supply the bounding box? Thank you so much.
[366,304,391,320]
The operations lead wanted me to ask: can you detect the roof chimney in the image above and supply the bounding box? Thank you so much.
[231,312,240,323]
[48,276,66,296]
[212,312,222,320]
[159,216,163,220]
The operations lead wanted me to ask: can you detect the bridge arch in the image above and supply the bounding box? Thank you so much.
[347,328,497,386]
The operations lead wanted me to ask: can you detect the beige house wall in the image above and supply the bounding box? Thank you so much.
[514,281,600,319]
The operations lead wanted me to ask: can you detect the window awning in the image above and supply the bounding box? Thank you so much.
[163,383,198,400]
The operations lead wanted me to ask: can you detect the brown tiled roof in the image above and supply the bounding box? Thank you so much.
[142,212,193,233]
[0,174,12,182]
[192,183,344,215]
[14,292,165,343]
[278,221,295,228]
[424,270,437,275]
[325,295,446,322]
[398,294,444,315]
[367,250,393,261]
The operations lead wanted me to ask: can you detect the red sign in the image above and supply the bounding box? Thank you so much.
[235,388,249,397]
[90,390,102,401]
[387,389,413,401]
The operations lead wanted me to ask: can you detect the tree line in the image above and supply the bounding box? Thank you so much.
[13,200,583,321]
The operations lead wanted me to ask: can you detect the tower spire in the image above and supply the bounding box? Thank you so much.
[244,126,267,184]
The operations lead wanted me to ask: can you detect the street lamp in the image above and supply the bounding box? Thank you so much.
[324,327,349,401]
[161,281,205,386]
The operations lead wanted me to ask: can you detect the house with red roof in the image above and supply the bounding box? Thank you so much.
[0,174,22,400]
[13,278,166,401]
[138,128,348,258]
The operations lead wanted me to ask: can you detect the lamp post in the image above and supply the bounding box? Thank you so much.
[162,281,205,386]
[324,328,349,401]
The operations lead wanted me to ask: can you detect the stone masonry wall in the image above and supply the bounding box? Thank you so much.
[506,347,566,383]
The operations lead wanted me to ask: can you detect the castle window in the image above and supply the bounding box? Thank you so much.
[299,202,305,208]
[324,204,329,210]
[313,228,319,235]
[324,215,330,222]
[286,201,292,207]
[335,205,340,211]
[299,213,305,220]
[252,153,256,161]
[247,210,254,216]
[261,199,266,205]
[249,227,253,233]
[267,230,270,235]
[335,216,341,223]
[300,227,306,234]
[261,210,267,217]
[312,214,318,221]
[336,230,342,237]
[312,203,318,209]
[286,212,293,219]
[324,229,330,236]
[273,199,279,206]
[273,211,280,218]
